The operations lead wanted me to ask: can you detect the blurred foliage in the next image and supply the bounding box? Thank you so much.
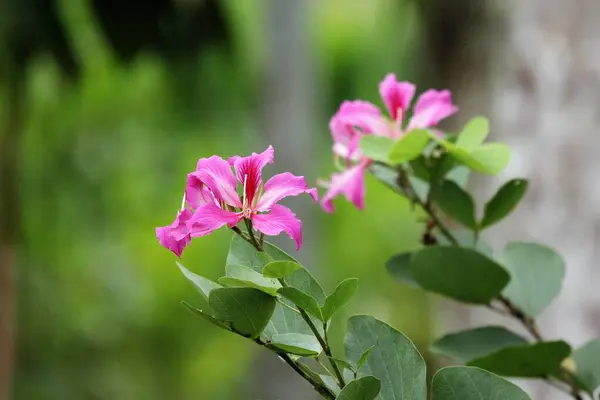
[1,0,443,398]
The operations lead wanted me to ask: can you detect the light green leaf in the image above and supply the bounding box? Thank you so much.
[227,235,268,272]
[328,357,355,373]
[356,345,375,372]
[177,262,221,301]
[209,287,276,338]
[385,253,420,288]
[432,366,531,400]
[322,278,359,321]
[446,165,471,189]
[369,163,402,194]
[469,143,511,175]
[336,376,381,400]
[455,116,490,151]
[181,301,232,331]
[278,286,323,321]
[359,136,395,163]
[270,333,321,356]
[321,374,342,396]
[262,260,302,278]
[411,246,509,304]
[572,338,600,393]
[431,326,528,363]
[470,341,571,377]
[436,230,494,257]
[481,179,528,228]
[432,180,478,230]
[501,242,565,317]
[345,315,426,400]
[388,129,430,165]
[218,264,281,296]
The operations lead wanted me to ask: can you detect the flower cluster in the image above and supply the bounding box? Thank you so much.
[320,73,458,212]
[156,146,318,256]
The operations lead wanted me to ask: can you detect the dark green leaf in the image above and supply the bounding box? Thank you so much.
[177,262,221,301]
[278,286,324,321]
[432,180,477,230]
[481,179,528,228]
[322,278,359,321]
[270,333,321,356]
[469,341,571,377]
[411,246,509,304]
[181,301,232,331]
[501,242,565,317]
[436,230,494,257]
[385,253,420,288]
[432,366,531,400]
[572,338,600,392]
[345,315,426,400]
[431,326,528,363]
[409,156,430,181]
[262,260,302,278]
[286,267,326,304]
[388,129,431,165]
[356,345,375,372]
[208,287,276,338]
[336,376,381,400]
[218,264,281,296]
[455,116,490,151]
[359,136,395,163]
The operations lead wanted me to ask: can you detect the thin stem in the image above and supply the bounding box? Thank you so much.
[244,218,263,251]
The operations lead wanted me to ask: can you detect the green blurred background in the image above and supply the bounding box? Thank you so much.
[0,0,482,398]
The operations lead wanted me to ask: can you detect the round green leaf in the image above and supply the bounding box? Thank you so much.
[262,260,301,278]
[359,136,395,163]
[455,116,490,152]
[278,286,324,321]
[177,262,221,301]
[270,333,321,356]
[336,376,381,400]
[432,180,477,230]
[385,253,420,288]
[501,242,565,317]
[432,366,531,400]
[411,246,510,304]
[345,315,426,400]
[481,179,528,229]
[208,287,276,338]
[469,341,572,377]
[572,338,600,393]
[431,326,528,363]
[388,129,431,165]
[219,264,281,296]
[322,278,359,321]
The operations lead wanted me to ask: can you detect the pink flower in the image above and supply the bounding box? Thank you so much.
[321,73,458,212]
[156,146,318,256]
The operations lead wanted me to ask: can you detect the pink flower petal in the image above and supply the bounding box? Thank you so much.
[187,203,243,238]
[185,173,216,210]
[379,73,416,122]
[156,209,193,257]
[228,146,274,206]
[407,89,458,130]
[255,172,318,212]
[195,155,242,208]
[321,162,368,213]
[252,204,303,250]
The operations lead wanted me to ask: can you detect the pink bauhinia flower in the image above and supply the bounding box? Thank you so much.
[156,146,318,257]
[321,73,458,212]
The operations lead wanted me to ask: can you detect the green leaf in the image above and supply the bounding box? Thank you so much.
[345,315,427,400]
[181,301,232,331]
[218,264,281,296]
[322,278,359,321]
[455,116,490,152]
[470,341,571,377]
[411,246,509,304]
[356,345,375,372]
[336,376,381,400]
[270,333,321,356]
[468,143,511,175]
[436,230,494,257]
[320,374,342,396]
[227,235,268,272]
[385,253,420,288]
[359,136,395,163]
[431,326,528,363]
[446,165,470,189]
[572,339,600,392]
[370,163,402,194]
[328,357,356,372]
[262,260,302,278]
[481,179,528,228]
[501,242,565,317]
[432,180,477,230]
[432,366,531,400]
[177,262,221,301]
[286,267,326,304]
[208,287,276,338]
[278,286,324,321]
[388,129,431,165]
